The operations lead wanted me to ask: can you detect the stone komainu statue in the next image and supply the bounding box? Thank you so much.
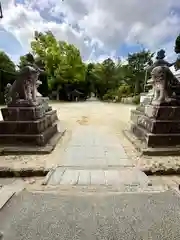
[5,65,41,106]
[151,65,180,105]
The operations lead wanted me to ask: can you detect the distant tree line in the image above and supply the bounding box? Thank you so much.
[0,32,180,104]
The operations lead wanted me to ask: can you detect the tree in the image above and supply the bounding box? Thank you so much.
[18,53,35,69]
[127,50,154,94]
[175,34,180,54]
[31,31,86,100]
[92,58,118,98]
[84,63,96,96]
[0,51,16,103]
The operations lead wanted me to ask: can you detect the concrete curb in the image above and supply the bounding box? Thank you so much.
[0,168,49,177]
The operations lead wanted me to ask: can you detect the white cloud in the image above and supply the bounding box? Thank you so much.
[0,0,180,63]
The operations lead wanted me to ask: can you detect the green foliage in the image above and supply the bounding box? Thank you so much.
[0,51,16,103]
[127,50,154,94]
[4,34,180,104]
[0,51,16,74]
[91,58,118,99]
[117,84,132,98]
[87,50,153,101]
[18,31,154,101]
[30,31,86,96]
[102,89,117,101]
[175,34,180,54]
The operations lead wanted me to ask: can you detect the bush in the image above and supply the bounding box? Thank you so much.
[117,84,132,98]
[102,90,117,101]
[101,84,135,103]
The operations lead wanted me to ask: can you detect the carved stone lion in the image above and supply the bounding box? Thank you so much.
[151,66,180,105]
[5,65,41,107]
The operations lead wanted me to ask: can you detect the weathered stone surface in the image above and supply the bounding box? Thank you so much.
[47,167,149,187]
[0,126,65,155]
[0,110,57,134]
[131,124,180,147]
[127,50,180,151]
[129,104,180,150]
[5,53,44,107]
[144,105,180,120]
[0,123,58,146]
[1,105,45,121]
[130,104,180,148]
[131,110,180,134]
[59,126,132,167]
[38,97,52,112]
[0,94,62,151]
[0,186,15,210]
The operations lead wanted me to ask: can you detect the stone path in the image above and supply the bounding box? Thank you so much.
[46,125,149,188]
[60,126,132,167]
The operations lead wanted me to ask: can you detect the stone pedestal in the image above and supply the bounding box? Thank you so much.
[124,104,180,155]
[0,103,65,154]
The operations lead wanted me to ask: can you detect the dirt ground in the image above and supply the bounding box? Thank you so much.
[0,100,180,173]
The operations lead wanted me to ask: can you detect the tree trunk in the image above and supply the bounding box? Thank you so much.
[56,91,59,100]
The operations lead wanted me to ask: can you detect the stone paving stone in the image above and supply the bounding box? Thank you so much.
[48,168,65,185]
[78,170,91,185]
[0,186,15,210]
[118,169,149,187]
[90,170,106,185]
[47,169,149,186]
[0,178,16,186]
[104,170,121,185]
[60,126,131,168]
[60,170,79,185]
[48,125,139,186]
[106,158,130,166]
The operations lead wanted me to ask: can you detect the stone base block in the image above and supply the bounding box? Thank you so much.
[131,109,144,122]
[0,123,58,146]
[0,110,58,134]
[1,105,45,121]
[123,129,180,156]
[144,105,180,120]
[0,127,66,155]
[131,124,180,147]
[131,110,180,134]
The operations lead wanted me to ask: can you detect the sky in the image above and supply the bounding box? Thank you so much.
[0,0,180,65]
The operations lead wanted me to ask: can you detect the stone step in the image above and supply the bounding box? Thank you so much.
[30,184,168,194]
[44,167,150,187]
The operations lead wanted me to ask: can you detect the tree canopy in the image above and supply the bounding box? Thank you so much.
[30,31,86,98]
[1,32,179,103]
[19,34,154,101]
[175,34,180,54]
[0,51,16,103]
